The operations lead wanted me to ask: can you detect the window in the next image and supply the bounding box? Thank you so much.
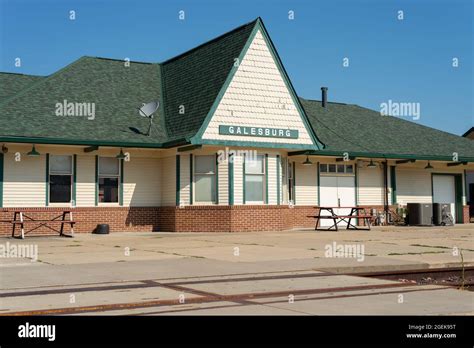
[99,157,120,203]
[245,155,265,203]
[194,155,216,203]
[49,155,73,203]
[320,163,354,174]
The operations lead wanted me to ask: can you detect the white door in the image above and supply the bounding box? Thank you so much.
[319,176,356,227]
[432,175,456,223]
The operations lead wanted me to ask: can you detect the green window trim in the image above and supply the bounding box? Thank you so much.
[94,155,98,206]
[292,161,296,205]
[316,161,320,206]
[265,154,268,204]
[390,166,397,204]
[119,159,124,206]
[176,155,180,206]
[276,155,280,205]
[0,153,3,208]
[354,163,359,206]
[228,154,234,205]
[45,153,49,206]
[189,154,193,205]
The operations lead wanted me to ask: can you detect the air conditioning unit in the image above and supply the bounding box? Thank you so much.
[407,203,433,226]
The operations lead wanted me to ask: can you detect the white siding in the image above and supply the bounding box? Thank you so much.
[179,154,190,205]
[267,155,278,205]
[233,154,244,205]
[76,155,95,207]
[217,156,229,205]
[3,153,46,207]
[123,157,161,207]
[202,30,314,146]
[396,168,432,204]
[160,156,176,206]
[358,165,384,205]
[294,162,317,206]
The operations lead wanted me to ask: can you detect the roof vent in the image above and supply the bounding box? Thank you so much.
[321,87,328,108]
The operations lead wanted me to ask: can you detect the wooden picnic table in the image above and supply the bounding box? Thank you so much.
[1,209,76,239]
[310,206,372,231]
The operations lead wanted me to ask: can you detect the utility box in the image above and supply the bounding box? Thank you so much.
[433,203,454,226]
[407,203,433,226]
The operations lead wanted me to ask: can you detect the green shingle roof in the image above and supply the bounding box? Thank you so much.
[0,17,473,161]
[300,98,474,161]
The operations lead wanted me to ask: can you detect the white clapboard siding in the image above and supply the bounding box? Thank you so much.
[267,154,277,205]
[202,30,313,145]
[358,166,384,205]
[233,154,244,205]
[294,162,317,206]
[123,157,161,207]
[3,153,46,207]
[75,155,95,207]
[179,154,190,206]
[160,156,176,206]
[218,156,229,205]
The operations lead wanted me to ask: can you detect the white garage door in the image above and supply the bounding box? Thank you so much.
[319,176,356,227]
[432,175,456,223]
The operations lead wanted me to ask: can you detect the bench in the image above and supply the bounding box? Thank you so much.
[310,207,373,231]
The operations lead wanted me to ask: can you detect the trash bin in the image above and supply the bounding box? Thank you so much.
[94,224,110,234]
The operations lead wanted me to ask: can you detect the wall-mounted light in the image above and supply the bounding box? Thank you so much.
[27,145,40,157]
[367,160,377,168]
[116,148,126,160]
[424,161,433,169]
[1,144,8,154]
[302,156,312,166]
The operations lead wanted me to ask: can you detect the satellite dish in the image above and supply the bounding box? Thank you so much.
[137,101,159,136]
[138,101,159,118]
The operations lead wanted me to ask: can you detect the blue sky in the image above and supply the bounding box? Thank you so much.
[1,0,472,135]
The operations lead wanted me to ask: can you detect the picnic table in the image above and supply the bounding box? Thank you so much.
[1,209,76,239]
[310,206,372,231]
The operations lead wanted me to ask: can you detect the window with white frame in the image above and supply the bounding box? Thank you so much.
[320,163,354,174]
[49,155,73,203]
[99,157,120,203]
[194,155,216,203]
[245,154,265,203]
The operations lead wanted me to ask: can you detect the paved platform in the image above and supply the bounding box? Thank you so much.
[0,225,472,315]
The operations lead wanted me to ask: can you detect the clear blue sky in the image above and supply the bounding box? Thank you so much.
[1,0,472,135]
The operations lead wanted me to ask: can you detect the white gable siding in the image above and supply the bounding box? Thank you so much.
[358,166,384,205]
[3,153,46,207]
[201,30,313,146]
[123,157,161,207]
[76,155,95,207]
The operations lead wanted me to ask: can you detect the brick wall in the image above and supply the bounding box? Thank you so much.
[0,205,319,236]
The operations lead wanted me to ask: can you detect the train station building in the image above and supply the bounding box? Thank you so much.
[0,18,473,235]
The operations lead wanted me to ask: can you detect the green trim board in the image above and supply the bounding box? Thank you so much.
[316,161,320,206]
[190,19,323,151]
[45,153,49,206]
[292,161,296,204]
[194,139,316,150]
[94,155,98,206]
[176,155,180,206]
[354,162,359,205]
[265,154,268,204]
[276,155,280,205]
[189,154,193,205]
[228,154,234,205]
[72,154,77,206]
[0,153,3,207]
[431,173,463,223]
[219,125,299,139]
[215,153,219,204]
[119,159,124,206]
[390,166,397,204]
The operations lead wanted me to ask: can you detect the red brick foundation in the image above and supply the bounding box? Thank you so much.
[0,205,318,236]
[463,205,470,224]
